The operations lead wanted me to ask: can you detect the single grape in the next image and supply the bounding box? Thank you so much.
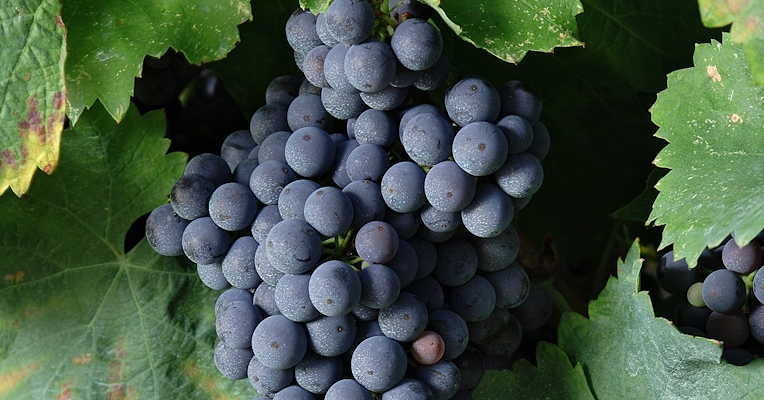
[216,300,262,349]
[294,351,344,394]
[452,345,485,390]
[302,46,332,89]
[221,129,257,171]
[343,179,388,229]
[449,275,496,322]
[214,340,253,380]
[378,292,428,342]
[381,161,427,213]
[356,221,399,264]
[748,303,764,344]
[209,182,258,231]
[656,251,702,295]
[323,44,356,93]
[383,210,421,240]
[722,236,762,274]
[498,80,542,125]
[496,115,534,154]
[287,95,334,135]
[445,76,500,127]
[359,263,401,309]
[181,217,229,264]
[250,103,290,145]
[304,313,357,357]
[249,160,297,205]
[351,336,407,392]
[222,236,261,290]
[461,183,514,238]
[198,261,231,291]
[285,126,336,177]
[701,269,746,314]
[285,9,322,53]
[674,298,711,332]
[400,112,455,166]
[275,273,320,322]
[411,331,445,365]
[265,75,302,106]
[391,18,442,71]
[309,260,362,317]
[360,85,410,111]
[354,109,397,148]
[469,226,520,272]
[754,267,764,304]
[382,378,435,400]
[325,379,373,400]
[273,385,316,400]
[264,219,323,274]
[170,173,216,220]
[466,307,510,345]
[494,152,544,199]
[722,348,755,366]
[432,237,478,287]
[484,263,530,309]
[248,354,294,397]
[303,186,354,237]
[389,0,434,23]
[687,282,705,308]
[527,121,550,161]
[331,139,361,188]
[216,287,253,316]
[420,202,461,233]
[452,121,508,176]
[145,203,190,257]
[251,204,283,244]
[254,282,281,317]
[300,78,323,96]
[424,161,476,213]
[415,360,461,400]
[403,276,444,312]
[346,143,391,183]
[278,179,322,221]
[321,86,367,120]
[324,0,375,44]
[706,311,749,348]
[251,315,308,369]
[315,12,340,47]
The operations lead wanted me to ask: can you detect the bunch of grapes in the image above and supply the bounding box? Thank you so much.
[144,0,554,398]
[659,233,764,366]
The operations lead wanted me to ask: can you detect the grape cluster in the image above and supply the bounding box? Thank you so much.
[660,233,764,366]
[145,1,554,398]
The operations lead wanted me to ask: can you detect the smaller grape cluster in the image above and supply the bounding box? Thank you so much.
[659,233,764,366]
[145,0,555,398]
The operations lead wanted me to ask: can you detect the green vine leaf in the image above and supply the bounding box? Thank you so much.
[0,103,256,399]
[648,33,764,267]
[472,342,595,400]
[698,0,764,85]
[300,0,331,14]
[62,0,253,126]
[559,240,764,398]
[0,0,66,197]
[421,0,584,63]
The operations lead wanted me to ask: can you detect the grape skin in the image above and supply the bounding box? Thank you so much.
[145,203,190,257]
[351,336,407,392]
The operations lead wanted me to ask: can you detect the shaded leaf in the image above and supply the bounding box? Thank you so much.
[648,33,764,267]
[62,0,253,125]
[699,0,764,85]
[579,0,726,92]
[0,0,66,196]
[612,168,667,223]
[0,103,256,399]
[559,240,764,399]
[421,0,584,63]
[211,0,302,117]
[472,342,594,400]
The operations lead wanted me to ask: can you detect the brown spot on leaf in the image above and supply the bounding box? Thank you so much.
[0,363,39,397]
[57,382,71,400]
[53,91,65,110]
[731,113,743,123]
[1,149,18,170]
[72,353,93,364]
[4,271,24,284]
[105,342,129,400]
[43,163,53,174]
[707,65,721,82]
